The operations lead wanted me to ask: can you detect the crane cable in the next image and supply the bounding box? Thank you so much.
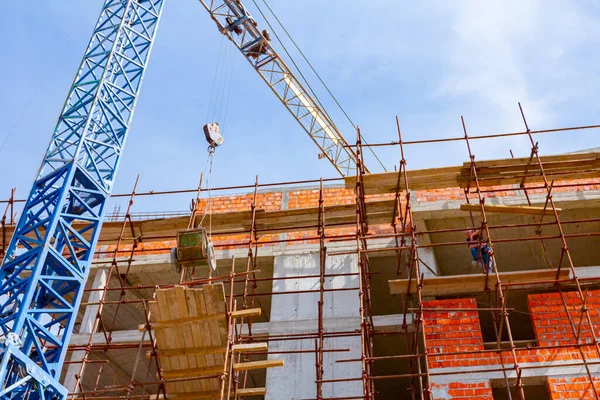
[207,35,233,125]
[198,147,215,239]
[205,35,227,124]
[202,37,237,239]
[254,0,388,172]
[250,0,333,130]
[218,38,237,135]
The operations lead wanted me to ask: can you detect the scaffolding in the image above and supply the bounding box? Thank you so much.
[1,108,600,399]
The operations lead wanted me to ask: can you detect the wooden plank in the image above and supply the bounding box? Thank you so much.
[146,346,226,359]
[463,152,599,169]
[233,359,284,371]
[194,285,216,389]
[389,269,570,296]
[472,158,600,176]
[185,288,211,393]
[169,286,193,393]
[469,165,600,183]
[345,166,464,193]
[147,285,233,394]
[155,289,178,393]
[211,284,228,346]
[3,152,595,248]
[457,171,600,189]
[178,285,200,393]
[161,364,224,379]
[1,199,398,244]
[232,342,268,353]
[230,308,262,318]
[137,312,224,331]
[460,203,561,216]
[238,387,267,396]
[202,284,221,391]
[343,152,600,195]
[156,289,179,372]
[148,298,171,372]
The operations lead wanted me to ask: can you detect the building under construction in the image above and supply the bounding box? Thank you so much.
[1,1,600,399]
[2,119,600,399]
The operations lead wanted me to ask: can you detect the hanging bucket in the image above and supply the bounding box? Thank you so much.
[176,227,217,274]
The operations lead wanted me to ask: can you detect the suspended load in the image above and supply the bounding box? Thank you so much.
[173,227,217,275]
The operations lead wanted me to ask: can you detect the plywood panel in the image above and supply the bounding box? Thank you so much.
[152,284,227,395]
[151,284,280,397]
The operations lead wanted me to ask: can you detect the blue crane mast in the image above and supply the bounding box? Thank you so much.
[197,0,365,176]
[0,0,164,398]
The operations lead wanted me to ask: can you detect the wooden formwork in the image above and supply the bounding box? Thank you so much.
[147,283,282,399]
[149,284,227,397]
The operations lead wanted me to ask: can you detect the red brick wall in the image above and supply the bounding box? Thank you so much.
[95,177,600,257]
[529,290,600,348]
[548,376,600,399]
[425,292,600,399]
[424,298,485,369]
[424,300,496,398]
[197,192,282,212]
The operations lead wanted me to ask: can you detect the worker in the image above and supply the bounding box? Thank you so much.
[466,228,493,273]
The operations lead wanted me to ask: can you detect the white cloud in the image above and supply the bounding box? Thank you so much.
[419,0,600,159]
[435,1,544,127]
[436,1,600,126]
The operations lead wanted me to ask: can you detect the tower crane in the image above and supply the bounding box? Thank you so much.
[0,0,363,398]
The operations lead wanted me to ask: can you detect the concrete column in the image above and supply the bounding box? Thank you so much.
[63,267,108,392]
[266,252,363,399]
[418,247,440,278]
[413,218,440,278]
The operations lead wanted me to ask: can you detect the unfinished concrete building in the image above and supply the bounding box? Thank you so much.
[2,121,599,399]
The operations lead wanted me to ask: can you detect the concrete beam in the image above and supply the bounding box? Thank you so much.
[89,237,406,272]
[412,189,600,220]
[68,313,414,348]
[429,358,600,384]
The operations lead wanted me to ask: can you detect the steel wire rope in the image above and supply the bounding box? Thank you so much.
[198,149,215,236]
[217,37,235,127]
[249,0,371,171]
[206,34,228,124]
[220,40,237,136]
[213,38,232,123]
[257,0,388,172]
[249,0,334,125]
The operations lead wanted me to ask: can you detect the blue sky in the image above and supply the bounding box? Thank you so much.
[1,1,600,213]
